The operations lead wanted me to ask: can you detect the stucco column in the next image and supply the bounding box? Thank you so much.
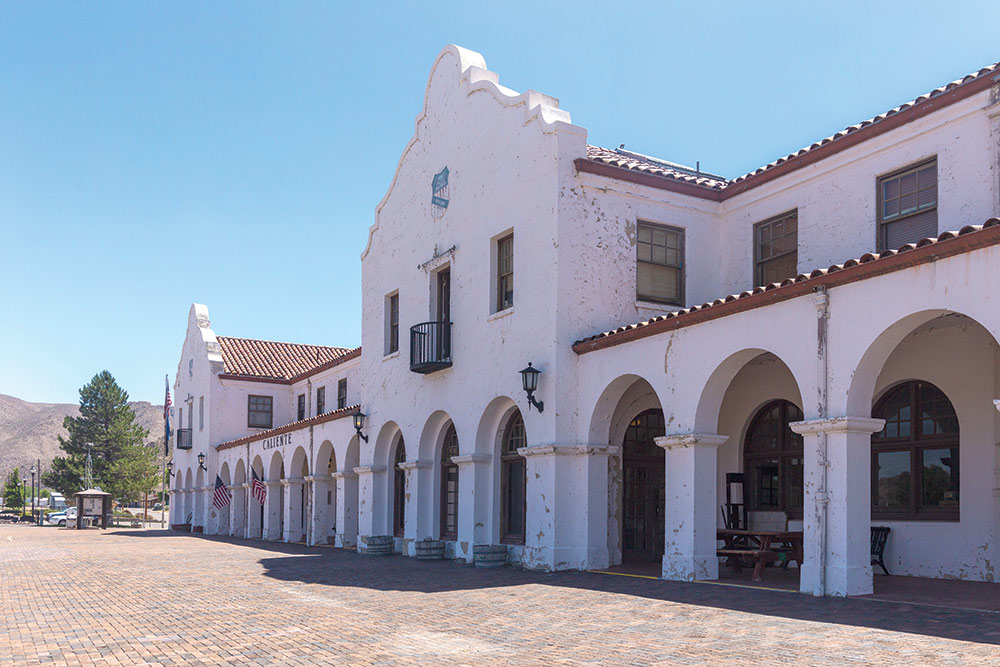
[452,453,490,562]
[791,416,884,597]
[518,444,617,571]
[655,434,728,582]
[263,481,283,540]
[354,465,386,552]
[333,471,358,548]
[305,475,333,546]
[398,460,432,555]
[245,483,263,539]
[196,485,212,533]
[281,479,305,543]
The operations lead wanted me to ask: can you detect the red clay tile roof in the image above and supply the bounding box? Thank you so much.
[581,61,1000,199]
[215,404,359,452]
[216,337,356,382]
[573,218,1000,354]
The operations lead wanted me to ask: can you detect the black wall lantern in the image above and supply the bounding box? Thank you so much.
[519,363,544,413]
[166,460,175,477]
[353,410,369,443]
[197,452,208,471]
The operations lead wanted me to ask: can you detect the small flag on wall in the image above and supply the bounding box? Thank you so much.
[212,475,232,510]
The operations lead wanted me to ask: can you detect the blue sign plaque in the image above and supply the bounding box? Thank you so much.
[431,167,449,212]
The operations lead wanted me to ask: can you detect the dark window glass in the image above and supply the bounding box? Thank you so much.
[247,395,273,429]
[440,424,460,540]
[316,387,325,416]
[743,400,803,517]
[754,211,798,286]
[337,379,347,410]
[497,234,514,311]
[388,294,399,354]
[637,222,684,305]
[500,411,526,544]
[872,381,959,520]
[393,438,406,537]
[297,394,305,421]
[878,160,937,250]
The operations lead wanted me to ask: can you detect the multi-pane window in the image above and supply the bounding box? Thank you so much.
[878,159,937,250]
[248,395,273,429]
[337,378,347,410]
[297,394,305,421]
[744,400,804,518]
[316,387,325,416]
[636,222,684,305]
[393,438,406,537]
[754,211,798,286]
[440,424,460,540]
[496,234,514,311]
[500,410,527,544]
[872,381,959,520]
[387,293,399,354]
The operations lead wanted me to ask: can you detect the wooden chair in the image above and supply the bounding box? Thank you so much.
[871,526,891,575]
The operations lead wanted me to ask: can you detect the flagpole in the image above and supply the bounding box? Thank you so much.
[162,374,169,530]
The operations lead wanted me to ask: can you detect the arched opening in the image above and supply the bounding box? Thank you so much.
[338,435,360,547]
[266,451,284,541]
[194,467,206,529]
[440,423,460,540]
[743,400,804,519]
[499,409,526,545]
[183,469,193,524]
[249,456,265,539]
[218,462,232,535]
[872,381,959,521]
[232,459,247,537]
[621,409,666,563]
[392,436,406,538]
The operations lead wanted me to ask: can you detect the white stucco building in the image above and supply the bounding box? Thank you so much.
[170,45,1000,596]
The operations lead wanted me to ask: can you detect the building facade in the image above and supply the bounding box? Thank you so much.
[170,45,1000,596]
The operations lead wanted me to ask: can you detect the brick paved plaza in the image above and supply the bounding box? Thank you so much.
[1,526,998,665]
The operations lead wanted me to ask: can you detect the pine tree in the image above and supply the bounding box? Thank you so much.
[105,443,160,505]
[43,371,150,497]
[3,468,24,510]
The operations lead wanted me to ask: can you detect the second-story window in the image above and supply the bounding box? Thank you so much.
[755,211,798,286]
[636,221,684,305]
[248,395,273,429]
[387,293,399,355]
[198,396,204,431]
[496,233,514,311]
[297,394,305,421]
[316,387,325,416]
[878,158,937,250]
[337,378,347,410]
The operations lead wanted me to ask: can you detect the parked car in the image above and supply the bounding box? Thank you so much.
[152,503,163,511]
[47,507,78,526]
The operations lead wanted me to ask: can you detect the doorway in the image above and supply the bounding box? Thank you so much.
[622,409,666,563]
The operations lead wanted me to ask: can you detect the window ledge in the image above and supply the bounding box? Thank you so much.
[635,299,682,311]
[383,351,400,362]
[488,307,515,322]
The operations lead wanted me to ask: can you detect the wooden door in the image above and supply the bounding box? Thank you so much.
[622,409,666,563]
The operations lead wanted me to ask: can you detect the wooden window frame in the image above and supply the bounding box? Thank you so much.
[393,438,406,537]
[876,158,938,251]
[316,386,325,416]
[743,400,804,520]
[496,233,514,312]
[636,221,685,306]
[440,424,460,540]
[500,411,527,545]
[388,293,400,355]
[247,395,273,429]
[871,381,959,521]
[337,378,347,410]
[753,210,798,287]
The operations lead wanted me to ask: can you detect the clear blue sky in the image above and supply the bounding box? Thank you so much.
[2,2,998,405]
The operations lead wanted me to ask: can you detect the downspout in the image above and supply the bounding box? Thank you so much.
[813,285,830,597]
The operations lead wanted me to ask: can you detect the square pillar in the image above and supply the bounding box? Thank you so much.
[333,471,358,548]
[281,479,305,543]
[354,465,386,552]
[398,460,433,555]
[791,416,884,596]
[244,483,263,539]
[517,444,615,571]
[263,481,283,540]
[452,454,491,562]
[305,475,333,546]
[655,434,728,582]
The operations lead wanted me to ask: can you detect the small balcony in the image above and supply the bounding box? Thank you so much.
[176,428,193,450]
[410,321,452,374]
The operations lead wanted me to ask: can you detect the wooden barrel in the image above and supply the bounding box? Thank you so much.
[415,540,445,560]
[366,535,394,556]
[473,544,507,568]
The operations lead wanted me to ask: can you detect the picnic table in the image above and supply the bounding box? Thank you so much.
[717,529,804,582]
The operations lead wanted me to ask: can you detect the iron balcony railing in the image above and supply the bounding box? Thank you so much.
[176,428,193,450]
[410,321,452,374]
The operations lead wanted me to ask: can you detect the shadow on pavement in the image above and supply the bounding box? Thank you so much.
[110,529,1000,646]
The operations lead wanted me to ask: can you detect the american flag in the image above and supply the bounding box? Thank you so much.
[251,468,267,505]
[212,475,232,510]
[164,375,172,456]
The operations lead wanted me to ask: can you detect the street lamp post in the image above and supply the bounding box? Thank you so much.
[30,465,36,526]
